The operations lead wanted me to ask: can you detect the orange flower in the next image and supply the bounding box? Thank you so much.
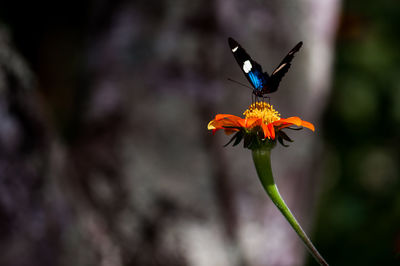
[208,102,314,148]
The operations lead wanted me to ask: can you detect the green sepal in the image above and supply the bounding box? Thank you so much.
[243,132,256,149]
[285,126,303,131]
[279,130,294,142]
[223,126,242,130]
[224,131,243,147]
[277,130,294,147]
[223,126,277,150]
[233,132,244,146]
[278,136,290,147]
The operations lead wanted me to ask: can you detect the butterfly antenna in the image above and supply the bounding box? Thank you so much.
[227,78,253,91]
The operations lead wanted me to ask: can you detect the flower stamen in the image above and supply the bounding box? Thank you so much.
[243,102,281,125]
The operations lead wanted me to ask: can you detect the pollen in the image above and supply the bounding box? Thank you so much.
[243,102,281,124]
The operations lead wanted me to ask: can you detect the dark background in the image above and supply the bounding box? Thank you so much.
[0,0,398,266]
[311,1,400,265]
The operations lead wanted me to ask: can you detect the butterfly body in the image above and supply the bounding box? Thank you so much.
[228,37,302,97]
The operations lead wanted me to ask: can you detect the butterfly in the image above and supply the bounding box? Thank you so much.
[228,37,303,97]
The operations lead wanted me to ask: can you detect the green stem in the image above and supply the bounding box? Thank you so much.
[252,146,329,266]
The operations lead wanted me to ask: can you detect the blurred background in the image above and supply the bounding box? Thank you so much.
[0,0,399,265]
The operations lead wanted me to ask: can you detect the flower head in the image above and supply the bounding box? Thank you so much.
[208,102,314,149]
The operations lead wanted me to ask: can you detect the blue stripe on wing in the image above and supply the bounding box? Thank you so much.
[248,70,267,91]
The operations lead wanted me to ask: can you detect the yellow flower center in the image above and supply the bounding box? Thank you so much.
[243,102,281,124]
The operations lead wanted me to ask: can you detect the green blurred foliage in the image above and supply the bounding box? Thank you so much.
[308,1,400,265]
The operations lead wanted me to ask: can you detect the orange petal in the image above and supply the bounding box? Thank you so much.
[301,120,315,131]
[244,118,261,128]
[223,128,239,135]
[236,118,247,128]
[272,117,315,132]
[214,114,241,121]
[276,117,303,127]
[268,123,275,139]
[208,120,218,130]
[261,123,271,139]
[208,114,242,130]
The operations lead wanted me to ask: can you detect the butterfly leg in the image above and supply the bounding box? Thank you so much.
[262,95,271,104]
[252,92,256,104]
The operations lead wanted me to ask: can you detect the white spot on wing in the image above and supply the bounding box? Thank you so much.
[243,60,252,73]
[232,46,238,52]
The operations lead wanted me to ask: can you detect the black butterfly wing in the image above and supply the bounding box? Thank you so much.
[264,41,303,94]
[228,37,269,94]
